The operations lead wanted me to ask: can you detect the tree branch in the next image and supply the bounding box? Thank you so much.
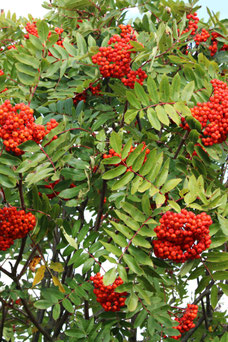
[94,180,107,232]
[173,130,190,159]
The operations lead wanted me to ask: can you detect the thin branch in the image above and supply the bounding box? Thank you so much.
[0,299,6,341]
[94,180,107,232]
[118,216,152,262]
[136,113,142,131]
[18,173,25,210]
[39,146,56,172]
[15,279,53,341]
[173,130,190,159]
[197,278,209,330]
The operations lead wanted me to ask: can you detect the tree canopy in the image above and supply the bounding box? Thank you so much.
[0,0,227,341]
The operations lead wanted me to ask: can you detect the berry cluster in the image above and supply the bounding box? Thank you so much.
[0,207,36,251]
[153,209,212,263]
[208,32,228,56]
[171,304,198,340]
[181,79,228,146]
[0,100,58,155]
[103,142,150,171]
[24,21,39,39]
[194,28,210,45]
[92,24,147,88]
[182,13,199,36]
[73,83,101,105]
[90,273,127,312]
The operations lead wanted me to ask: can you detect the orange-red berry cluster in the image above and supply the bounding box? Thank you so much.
[153,209,212,263]
[171,304,198,340]
[103,142,150,171]
[0,207,36,251]
[182,13,199,36]
[181,79,228,146]
[90,273,127,312]
[0,100,58,155]
[24,21,40,39]
[194,28,210,45]
[209,32,228,56]
[73,83,101,105]
[92,24,147,89]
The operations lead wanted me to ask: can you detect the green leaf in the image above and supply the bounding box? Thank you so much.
[126,144,144,166]
[117,264,128,282]
[100,241,122,257]
[103,267,116,286]
[134,310,148,328]
[121,138,132,159]
[161,178,182,194]
[15,63,37,76]
[53,303,60,320]
[121,202,145,222]
[127,292,138,312]
[164,104,180,125]
[63,41,78,56]
[105,229,127,248]
[181,81,195,102]
[132,150,146,172]
[159,74,170,102]
[76,32,87,55]
[206,252,228,263]
[155,105,169,126]
[211,285,218,309]
[218,215,228,236]
[155,158,170,187]
[213,271,228,280]
[15,53,40,69]
[147,107,161,130]
[17,71,36,85]
[218,283,228,296]
[147,76,159,103]
[102,156,121,165]
[168,200,181,213]
[102,165,127,180]
[58,186,79,199]
[34,300,52,309]
[139,149,157,176]
[178,260,195,277]
[37,21,49,42]
[110,131,122,154]
[126,90,141,108]
[123,254,143,275]
[171,73,181,101]
[62,298,74,313]
[134,82,150,106]
[61,226,78,250]
[111,171,134,190]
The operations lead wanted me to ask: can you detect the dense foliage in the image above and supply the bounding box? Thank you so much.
[0,0,227,341]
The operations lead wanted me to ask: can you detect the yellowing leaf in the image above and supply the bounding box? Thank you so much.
[52,275,65,293]
[50,261,64,272]
[29,256,41,272]
[32,265,46,287]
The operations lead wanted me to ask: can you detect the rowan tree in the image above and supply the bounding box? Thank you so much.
[0,0,227,341]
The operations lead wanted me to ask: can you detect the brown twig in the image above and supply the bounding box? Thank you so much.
[173,130,190,159]
[118,216,152,261]
[94,180,107,232]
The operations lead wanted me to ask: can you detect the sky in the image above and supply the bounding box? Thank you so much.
[0,0,227,21]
